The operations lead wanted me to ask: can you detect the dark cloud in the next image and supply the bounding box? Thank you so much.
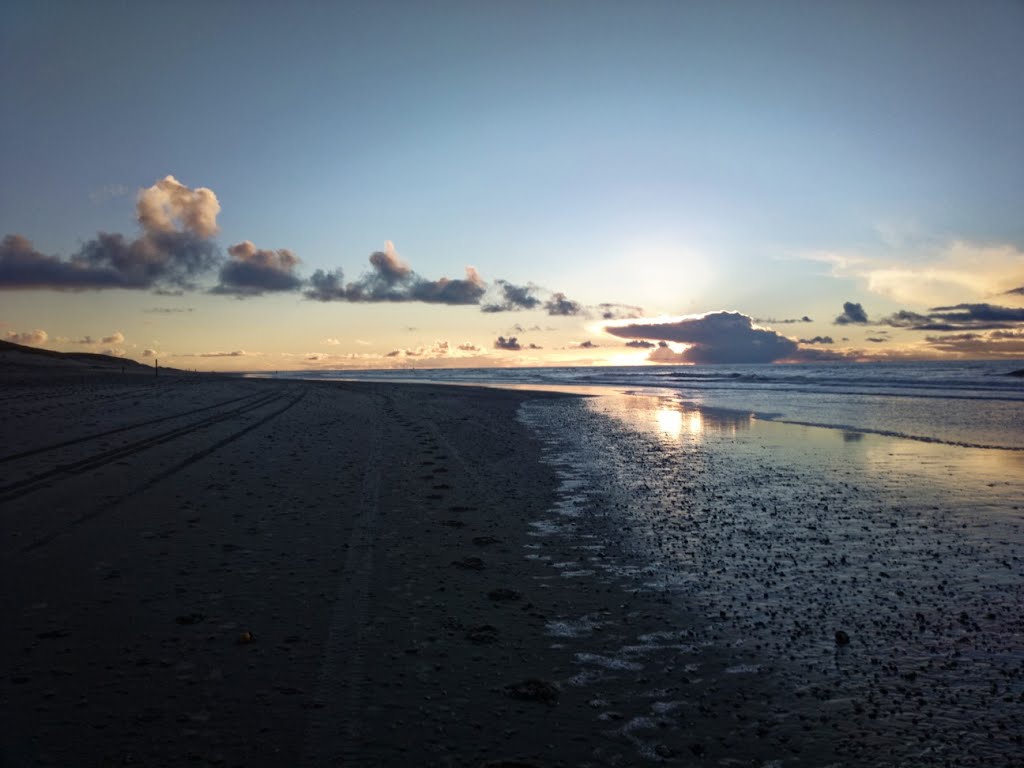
[928,303,1024,324]
[303,242,485,305]
[877,309,933,328]
[5,329,48,346]
[544,292,583,316]
[481,280,541,313]
[143,306,193,314]
[408,268,486,305]
[1003,287,1024,296]
[834,301,869,325]
[866,337,888,343]
[876,303,1024,332]
[799,336,834,345]
[304,268,348,302]
[598,303,643,320]
[212,241,302,296]
[924,329,1024,357]
[756,316,813,324]
[624,339,656,348]
[1,177,222,292]
[605,311,800,364]
[576,340,599,349]
[494,336,522,351]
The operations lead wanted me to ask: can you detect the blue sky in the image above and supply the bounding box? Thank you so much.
[2,1,1023,367]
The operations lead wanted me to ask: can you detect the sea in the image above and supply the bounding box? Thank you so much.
[271,360,1024,450]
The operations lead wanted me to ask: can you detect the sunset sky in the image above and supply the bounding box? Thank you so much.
[2,0,1023,370]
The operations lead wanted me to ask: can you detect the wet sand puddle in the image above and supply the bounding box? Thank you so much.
[519,393,1024,767]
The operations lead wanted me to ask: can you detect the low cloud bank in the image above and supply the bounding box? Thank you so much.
[606,311,818,364]
[5,329,48,346]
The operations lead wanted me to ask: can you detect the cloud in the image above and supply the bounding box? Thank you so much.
[866,337,888,343]
[304,242,485,305]
[5,329,47,346]
[806,240,1024,307]
[756,316,813,324]
[409,266,486,305]
[924,329,1024,358]
[0,176,221,291]
[324,338,340,346]
[877,303,1024,331]
[136,175,220,239]
[481,280,542,312]
[1005,287,1024,296]
[799,336,834,344]
[544,292,582,316]
[834,301,869,325]
[494,336,522,351]
[212,240,302,296]
[143,306,192,314]
[142,348,157,357]
[605,311,801,364]
[624,339,656,348]
[575,340,599,348]
[73,335,97,345]
[384,340,484,359]
[597,303,643,320]
[174,350,249,358]
[101,331,125,345]
[928,303,1024,326]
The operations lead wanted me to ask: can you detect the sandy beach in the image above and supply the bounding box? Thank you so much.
[2,367,1023,767]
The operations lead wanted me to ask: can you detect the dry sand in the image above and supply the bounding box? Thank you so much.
[2,370,1022,767]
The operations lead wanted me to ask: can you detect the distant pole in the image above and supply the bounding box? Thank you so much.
[155,358,159,378]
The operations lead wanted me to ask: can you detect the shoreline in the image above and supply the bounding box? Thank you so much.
[2,371,1022,765]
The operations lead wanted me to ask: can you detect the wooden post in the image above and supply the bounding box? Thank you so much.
[155,358,159,377]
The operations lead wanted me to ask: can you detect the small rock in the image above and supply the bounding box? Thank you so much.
[835,630,851,646]
[237,631,255,644]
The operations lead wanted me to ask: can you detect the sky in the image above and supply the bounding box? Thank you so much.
[2,0,1023,370]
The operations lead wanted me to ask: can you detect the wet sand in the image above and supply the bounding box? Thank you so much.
[1,372,1022,766]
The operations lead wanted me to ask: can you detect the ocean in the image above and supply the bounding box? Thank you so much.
[273,360,1024,449]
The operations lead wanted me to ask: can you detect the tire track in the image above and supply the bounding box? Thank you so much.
[303,391,385,765]
[0,389,265,464]
[0,389,286,504]
[20,390,308,553]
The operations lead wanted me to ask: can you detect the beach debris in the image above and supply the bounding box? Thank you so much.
[835,629,851,646]
[236,630,255,644]
[466,624,499,644]
[503,678,560,704]
[452,556,485,570]
[174,613,205,626]
[488,588,522,602]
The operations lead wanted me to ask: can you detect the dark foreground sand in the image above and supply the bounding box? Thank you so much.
[2,372,1022,767]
